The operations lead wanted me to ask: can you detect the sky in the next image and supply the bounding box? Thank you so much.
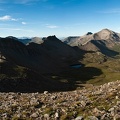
[0,0,120,37]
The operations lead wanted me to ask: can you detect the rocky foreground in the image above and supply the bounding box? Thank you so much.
[0,80,120,120]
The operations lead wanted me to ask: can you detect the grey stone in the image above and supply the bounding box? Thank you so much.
[114,114,120,120]
[44,91,48,94]
[30,112,38,118]
[116,101,120,105]
[51,95,57,100]
[75,116,84,120]
[44,114,49,119]
[55,112,59,118]
[87,116,99,120]
[80,101,86,107]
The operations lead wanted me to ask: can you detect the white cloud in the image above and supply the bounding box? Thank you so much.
[22,22,27,25]
[46,25,59,28]
[0,15,18,21]
[0,27,34,32]
[0,15,11,21]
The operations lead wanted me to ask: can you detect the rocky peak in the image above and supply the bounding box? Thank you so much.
[93,28,120,42]
[101,28,112,32]
[0,37,26,49]
[95,29,112,40]
[86,32,93,35]
[46,35,60,41]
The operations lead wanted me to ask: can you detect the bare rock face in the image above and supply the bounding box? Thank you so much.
[64,29,120,47]
[93,29,120,48]
[94,29,113,40]
[64,34,93,46]
[94,29,120,42]
[64,29,120,56]
[63,36,79,46]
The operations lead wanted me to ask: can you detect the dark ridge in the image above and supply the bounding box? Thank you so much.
[86,32,93,35]
[46,35,60,41]
[6,36,18,40]
[0,36,85,92]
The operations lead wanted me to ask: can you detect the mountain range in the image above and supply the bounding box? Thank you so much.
[0,35,81,74]
[0,28,120,92]
[64,29,120,56]
[0,35,81,92]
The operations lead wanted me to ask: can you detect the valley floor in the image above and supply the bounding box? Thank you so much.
[0,80,120,120]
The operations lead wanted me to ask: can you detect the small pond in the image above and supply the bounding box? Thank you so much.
[70,64,82,68]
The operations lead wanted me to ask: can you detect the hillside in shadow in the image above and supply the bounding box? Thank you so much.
[0,60,103,93]
[91,40,119,57]
[0,36,104,93]
[49,66,103,88]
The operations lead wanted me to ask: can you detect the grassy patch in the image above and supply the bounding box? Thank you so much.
[112,44,120,53]
[49,52,120,88]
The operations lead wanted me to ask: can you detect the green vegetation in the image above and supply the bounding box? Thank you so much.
[86,58,120,85]
[0,51,120,92]
[50,52,120,87]
[112,44,120,53]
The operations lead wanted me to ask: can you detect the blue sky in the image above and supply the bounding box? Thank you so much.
[0,0,120,37]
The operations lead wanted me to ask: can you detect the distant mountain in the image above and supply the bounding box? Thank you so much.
[18,37,32,39]
[2,36,32,44]
[18,37,31,44]
[64,29,120,56]
[1,30,120,92]
[28,37,43,44]
[6,36,18,40]
[64,36,80,45]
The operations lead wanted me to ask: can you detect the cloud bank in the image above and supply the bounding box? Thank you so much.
[0,15,18,21]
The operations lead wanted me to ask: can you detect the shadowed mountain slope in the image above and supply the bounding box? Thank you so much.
[0,35,81,74]
[0,36,83,92]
